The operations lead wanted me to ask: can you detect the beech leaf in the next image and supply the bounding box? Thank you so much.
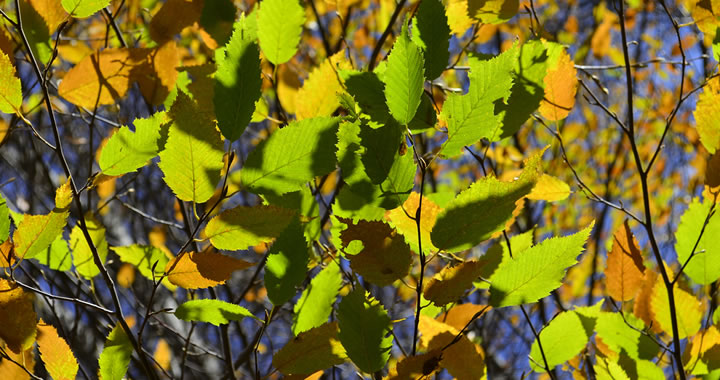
[37,320,79,380]
[205,205,296,251]
[337,288,392,373]
[256,0,305,64]
[165,250,254,289]
[175,299,256,325]
[272,322,347,375]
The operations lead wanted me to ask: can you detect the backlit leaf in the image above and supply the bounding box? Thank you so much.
[0,279,37,353]
[61,0,108,18]
[386,349,442,379]
[683,325,720,375]
[489,222,594,307]
[437,303,491,331]
[215,15,263,141]
[431,149,543,252]
[28,0,68,32]
[384,22,425,125]
[149,0,203,44]
[337,288,392,373]
[98,324,132,380]
[111,245,174,290]
[14,181,72,261]
[595,311,658,360]
[385,192,442,254]
[424,260,485,306]
[411,0,450,80]
[70,213,108,279]
[529,305,600,372]
[0,346,34,379]
[265,219,309,305]
[296,51,351,120]
[293,261,342,335]
[446,0,473,35]
[31,236,72,271]
[158,92,225,203]
[650,275,702,339]
[468,0,518,24]
[0,192,8,243]
[605,220,645,301]
[538,43,578,121]
[37,320,78,380]
[272,322,347,375]
[527,174,571,202]
[165,250,254,289]
[419,316,485,379]
[205,205,296,251]
[257,0,305,64]
[99,112,169,176]
[694,70,720,153]
[175,299,256,325]
[241,117,339,195]
[675,197,720,285]
[0,51,21,114]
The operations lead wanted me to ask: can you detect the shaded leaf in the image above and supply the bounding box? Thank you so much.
[419,316,485,380]
[386,349,442,380]
[385,192,442,254]
[37,320,78,380]
[205,205,296,251]
[337,288,392,373]
[272,322,347,375]
[175,299,256,325]
[293,261,342,335]
[256,0,305,64]
[111,245,175,290]
[468,0,518,24]
[595,311,658,361]
[265,219,309,305]
[0,279,37,353]
[165,250,254,289]
[149,0,203,44]
[424,260,485,306]
[606,220,645,301]
[411,0,450,80]
[31,236,72,272]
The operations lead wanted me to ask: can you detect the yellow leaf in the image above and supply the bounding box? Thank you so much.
[424,260,485,306]
[437,303,491,331]
[0,346,35,379]
[295,51,351,120]
[527,174,571,202]
[419,316,485,380]
[0,51,22,114]
[149,0,203,44]
[446,0,474,36]
[385,192,442,253]
[28,0,68,32]
[539,47,578,121]
[57,43,93,64]
[116,263,135,288]
[272,322,347,375]
[650,275,702,339]
[695,75,720,154]
[683,325,720,375]
[165,249,254,289]
[605,220,645,302]
[70,213,108,279]
[0,279,37,353]
[0,240,13,267]
[134,41,179,106]
[277,64,302,114]
[36,320,78,380]
[385,349,442,380]
[591,14,613,59]
[467,0,518,24]
[153,339,171,371]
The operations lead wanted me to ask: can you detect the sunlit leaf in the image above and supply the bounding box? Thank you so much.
[424,260,485,306]
[98,323,132,380]
[385,192,442,254]
[675,197,720,285]
[683,325,720,375]
[14,181,72,261]
[70,213,108,279]
[165,249,254,289]
[265,219,309,305]
[205,205,296,251]
[175,299,256,325]
[419,316,485,379]
[527,174,571,202]
[337,288,392,373]
[0,51,21,114]
[0,346,34,379]
[256,0,305,64]
[293,261,342,335]
[489,222,594,307]
[296,51,351,120]
[446,0,474,35]
[538,43,578,121]
[99,112,169,176]
[61,0,108,18]
[595,311,658,360]
[111,245,175,290]
[0,279,37,353]
[605,220,645,301]
[384,22,425,125]
[272,322,347,375]
[37,320,79,380]
[650,275,702,339]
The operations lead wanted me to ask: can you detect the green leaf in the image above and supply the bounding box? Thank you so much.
[488,222,594,307]
[430,149,543,253]
[337,288,392,373]
[529,304,601,372]
[408,94,437,132]
[70,213,109,279]
[474,229,534,289]
[98,324,132,380]
[265,219,309,305]
[263,186,322,241]
[341,70,390,127]
[214,15,263,141]
[0,193,9,243]
[158,92,225,203]
[411,0,450,80]
[175,299,256,326]
[19,1,52,64]
[61,0,110,18]
[384,22,425,125]
[674,197,720,285]
[272,322,347,375]
[0,52,22,114]
[111,245,175,290]
[595,311,659,361]
[241,116,339,195]
[199,0,236,47]
[14,181,72,261]
[205,205,296,251]
[439,46,516,157]
[256,0,305,64]
[31,236,72,272]
[99,112,169,176]
[293,261,342,335]
[360,121,403,184]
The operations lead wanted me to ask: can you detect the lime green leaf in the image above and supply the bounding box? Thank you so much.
[272,322,347,375]
[675,197,720,285]
[440,46,516,157]
[98,324,132,380]
[241,117,339,195]
[293,261,342,335]
[529,305,600,372]
[489,222,594,307]
[431,149,543,253]
[111,245,175,290]
[256,0,305,65]
[263,186,321,241]
[595,312,658,360]
[265,219,309,305]
[411,0,450,80]
[384,22,425,125]
[20,1,52,64]
[337,288,392,373]
[31,236,72,272]
[215,15,262,141]
[70,213,109,279]
[61,0,109,18]
[205,205,296,251]
[474,230,534,289]
[175,299,256,325]
[341,70,390,126]
[0,193,9,243]
[158,92,224,203]
[0,52,21,114]
[14,181,72,261]
[99,112,169,176]
[468,0,518,24]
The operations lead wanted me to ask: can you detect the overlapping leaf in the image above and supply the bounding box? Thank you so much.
[296,51,351,120]
[695,76,720,153]
[61,0,108,18]
[675,197,720,285]
[419,316,485,379]
[111,245,174,290]
[527,174,571,202]
[424,260,485,306]
[650,276,702,339]
[98,324,132,380]
[272,322,347,375]
[538,43,578,121]
[0,279,37,353]
[606,220,645,301]
[0,51,21,114]
[337,288,392,373]
[70,213,108,279]
[165,250,254,289]
[385,192,442,253]
[411,0,450,80]
[265,219,309,305]
[384,22,425,125]
[99,112,169,176]
[293,261,342,335]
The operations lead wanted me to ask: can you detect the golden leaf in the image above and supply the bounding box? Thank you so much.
[272,322,347,375]
[446,0,474,36]
[295,51,351,120]
[419,316,485,380]
[28,0,68,32]
[539,47,578,121]
[650,275,703,339]
[591,15,613,59]
[605,220,645,302]
[424,260,485,306]
[277,64,302,115]
[437,303,490,331]
[149,0,204,44]
[36,320,78,380]
[385,349,443,380]
[0,240,14,267]
[116,263,135,288]
[153,339,171,371]
[0,279,37,353]
[0,346,35,379]
[695,76,720,154]
[165,249,254,289]
[385,192,442,253]
[527,174,571,202]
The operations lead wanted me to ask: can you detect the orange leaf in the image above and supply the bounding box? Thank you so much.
[149,0,204,44]
[0,240,14,267]
[437,303,490,331]
[28,0,68,32]
[134,41,179,105]
[0,346,35,379]
[153,339,171,371]
[385,192,442,253]
[424,260,485,306]
[0,279,37,353]
[419,316,485,380]
[36,320,78,380]
[386,349,442,380]
[605,220,645,301]
[632,269,659,333]
[539,47,578,121]
[165,249,254,289]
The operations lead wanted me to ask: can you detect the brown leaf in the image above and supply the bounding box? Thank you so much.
[165,249,254,289]
[424,260,485,306]
[149,0,204,44]
[605,220,645,301]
